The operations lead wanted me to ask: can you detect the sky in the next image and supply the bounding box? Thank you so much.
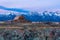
[0,0,60,10]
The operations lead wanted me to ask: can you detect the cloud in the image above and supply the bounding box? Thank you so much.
[0,0,60,9]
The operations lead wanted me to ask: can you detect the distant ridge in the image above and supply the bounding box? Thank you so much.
[0,6,29,13]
